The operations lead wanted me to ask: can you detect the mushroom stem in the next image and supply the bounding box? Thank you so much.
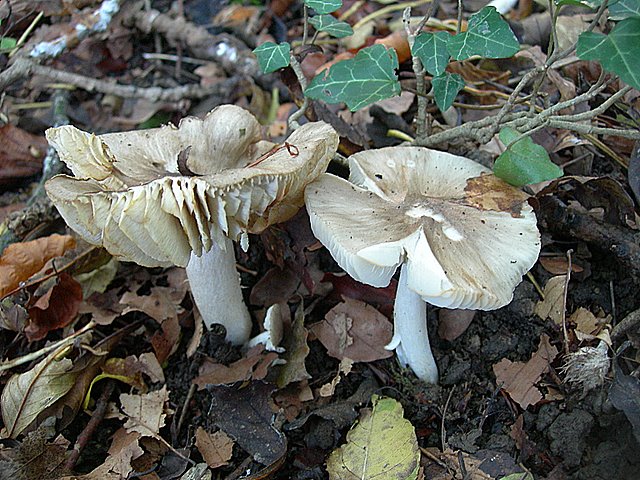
[386,263,438,384]
[186,236,252,345]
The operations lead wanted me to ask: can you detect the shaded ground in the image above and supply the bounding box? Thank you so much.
[1,1,639,479]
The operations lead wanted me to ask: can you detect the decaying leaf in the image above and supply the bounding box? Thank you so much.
[208,381,286,469]
[61,428,144,480]
[534,275,566,325]
[326,395,419,480]
[195,427,234,469]
[319,358,354,397]
[311,297,393,362]
[121,386,169,440]
[26,273,83,341]
[74,257,119,298]
[1,350,77,438]
[493,334,559,409]
[437,309,476,341]
[422,447,532,480]
[538,256,584,275]
[0,234,76,298]
[0,124,48,187]
[0,426,69,479]
[278,303,311,388]
[194,345,279,388]
[609,360,640,443]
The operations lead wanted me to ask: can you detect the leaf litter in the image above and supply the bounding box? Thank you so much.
[1,0,639,478]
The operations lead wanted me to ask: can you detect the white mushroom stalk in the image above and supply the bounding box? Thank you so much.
[186,237,251,345]
[44,105,339,345]
[386,263,438,384]
[305,146,541,383]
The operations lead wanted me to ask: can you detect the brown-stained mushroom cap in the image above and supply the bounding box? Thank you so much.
[45,105,339,268]
[305,146,541,311]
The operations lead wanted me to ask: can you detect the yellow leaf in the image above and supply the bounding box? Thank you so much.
[326,395,419,480]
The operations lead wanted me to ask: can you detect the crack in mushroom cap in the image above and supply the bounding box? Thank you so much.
[304,147,541,310]
[45,105,339,268]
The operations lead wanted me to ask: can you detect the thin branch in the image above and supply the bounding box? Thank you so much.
[287,54,309,130]
[0,57,238,102]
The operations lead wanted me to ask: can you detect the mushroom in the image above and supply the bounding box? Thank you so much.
[304,147,540,383]
[45,105,338,345]
[245,303,285,353]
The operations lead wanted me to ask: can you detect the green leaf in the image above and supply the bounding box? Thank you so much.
[554,0,601,7]
[304,0,342,14]
[305,44,401,111]
[308,14,353,38]
[252,41,291,74]
[0,37,16,50]
[412,31,450,76]
[609,0,640,20]
[326,395,419,480]
[447,6,520,60]
[577,18,640,89]
[494,127,563,187]
[431,73,465,111]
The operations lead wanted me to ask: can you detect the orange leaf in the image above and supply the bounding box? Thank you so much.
[0,234,76,298]
[374,31,411,64]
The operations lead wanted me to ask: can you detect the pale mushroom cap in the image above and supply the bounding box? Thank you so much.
[45,105,339,268]
[305,147,541,310]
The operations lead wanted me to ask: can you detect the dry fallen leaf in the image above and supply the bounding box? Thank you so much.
[120,386,169,439]
[0,426,69,479]
[61,428,144,480]
[326,395,420,480]
[195,427,234,469]
[422,447,532,480]
[437,309,476,341]
[1,350,77,438]
[278,303,312,388]
[194,345,279,388]
[311,297,393,363]
[25,273,83,341]
[208,381,286,469]
[493,334,559,409]
[0,124,47,187]
[534,275,566,325]
[538,256,583,275]
[0,234,76,298]
[319,358,354,398]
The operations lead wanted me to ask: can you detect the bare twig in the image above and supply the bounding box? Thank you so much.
[0,321,96,373]
[0,57,239,102]
[66,380,116,471]
[403,2,438,141]
[561,250,573,355]
[287,54,309,130]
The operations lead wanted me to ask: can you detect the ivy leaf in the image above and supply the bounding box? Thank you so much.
[431,73,465,111]
[554,0,601,7]
[304,0,342,14]
[494,127,563,187]
[447,6,520,60]
[252,42,290,74]
[609,0,640,20]
[305,44,400,111]
[308,15,353,38]
[412,31,450,76]
[577,18,640,90]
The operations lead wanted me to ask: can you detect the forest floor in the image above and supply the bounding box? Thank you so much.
[0,0,639,479]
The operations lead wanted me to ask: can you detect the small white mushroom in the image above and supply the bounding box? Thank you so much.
[45,105,338,345]
[304,147,541,383]
[246,303,285,352]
